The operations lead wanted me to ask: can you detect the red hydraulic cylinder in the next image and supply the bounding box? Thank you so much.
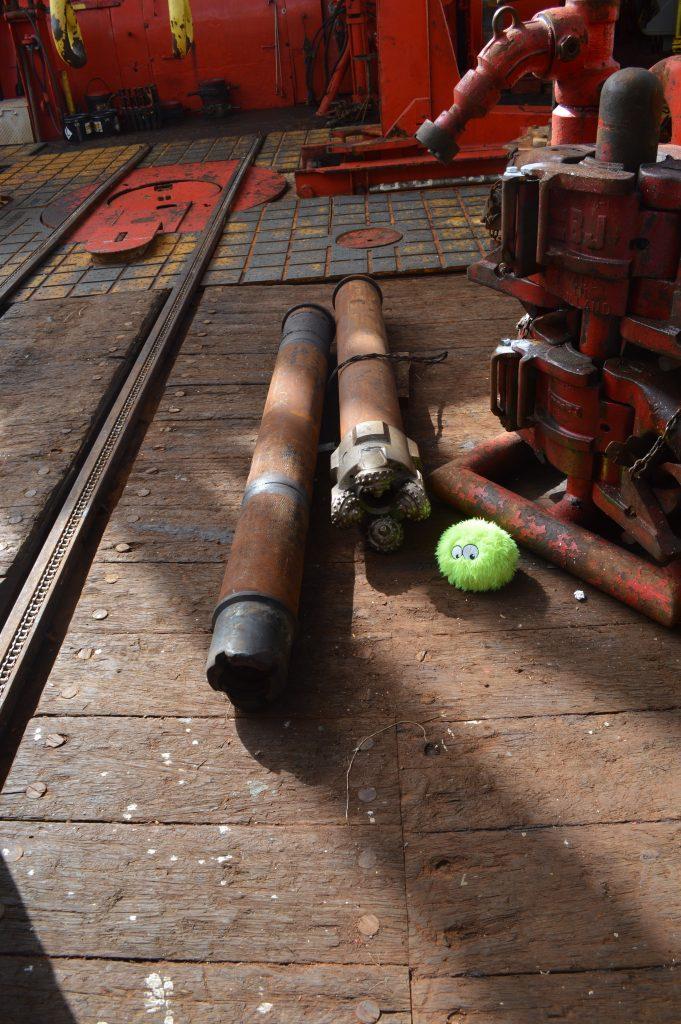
[316,46,351,118]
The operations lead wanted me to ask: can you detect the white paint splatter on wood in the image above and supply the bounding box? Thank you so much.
[144,972,174,1024]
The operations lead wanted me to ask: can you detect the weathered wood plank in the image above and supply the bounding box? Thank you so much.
[0,290,166,617]
[35,619,681,722]
[406,822,681,977]
[38,627,398,719]
[1,714,400,826]
[411,967,681,1023]
[31,275,681,745]
[127,419,262,470]
[190,276,516,348]
[150,346,493,435]
[0,822,407,964]
[2,957,411,1024]
[175,320,514,380]
[53,553,641,646]
[4,270,678,1018]
[399,711,681,833]
[154,384,267,422]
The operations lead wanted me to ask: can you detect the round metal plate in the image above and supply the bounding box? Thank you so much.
[336,227,403,250]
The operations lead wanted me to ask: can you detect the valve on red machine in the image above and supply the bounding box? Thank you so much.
[471,66,681,565]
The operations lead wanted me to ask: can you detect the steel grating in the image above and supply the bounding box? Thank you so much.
[14,184,490,300]
[139,128,334,173]
[0,132,493,301]
[0,146,154,294]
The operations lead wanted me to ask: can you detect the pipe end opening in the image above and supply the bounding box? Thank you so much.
[206,600,295,711]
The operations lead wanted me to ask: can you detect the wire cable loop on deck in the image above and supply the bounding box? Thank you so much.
[328,349,448,384]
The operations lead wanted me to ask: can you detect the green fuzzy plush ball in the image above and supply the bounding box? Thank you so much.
[436,518,518,592]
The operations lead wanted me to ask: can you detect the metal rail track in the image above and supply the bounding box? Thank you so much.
[0,133,264,726]
[0,142,150,310]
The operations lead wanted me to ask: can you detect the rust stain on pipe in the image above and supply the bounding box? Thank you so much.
[206,302,334,710]
[335,274,403,437]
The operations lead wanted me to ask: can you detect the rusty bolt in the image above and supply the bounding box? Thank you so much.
[558,35,581,60]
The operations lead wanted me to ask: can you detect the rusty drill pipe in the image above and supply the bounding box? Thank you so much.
[206,303,334,710]
[330,275,430,552]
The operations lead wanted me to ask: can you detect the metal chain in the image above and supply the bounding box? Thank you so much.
[630,408,681,479]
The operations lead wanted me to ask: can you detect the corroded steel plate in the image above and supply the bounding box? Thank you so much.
[336,227,403,249]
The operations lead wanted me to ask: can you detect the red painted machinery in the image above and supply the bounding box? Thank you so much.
[428,31,681,625]
[416,0,621,159]
[296,0,553,196]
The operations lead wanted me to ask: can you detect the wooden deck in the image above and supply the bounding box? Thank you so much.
[0,291,165,620]
[1,274,680,1022]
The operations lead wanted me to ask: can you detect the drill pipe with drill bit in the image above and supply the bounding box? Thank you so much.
[330,275,430,552]
[206,303,334,710]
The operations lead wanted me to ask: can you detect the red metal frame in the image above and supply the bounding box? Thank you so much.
[377,0,548,138]
[430,434,681,627]
[421,0,621,153]
[429,57,681,626]
[296,105,549,196]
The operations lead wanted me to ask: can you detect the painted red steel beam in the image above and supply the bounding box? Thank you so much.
[296,143,511,197]
[296,103,548,196]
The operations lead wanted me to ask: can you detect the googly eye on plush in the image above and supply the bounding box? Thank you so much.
[436,518,519,592]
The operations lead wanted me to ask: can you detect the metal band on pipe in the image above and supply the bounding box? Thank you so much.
[281,303,336,330]
[211,591,295,629]
[241,473,310,508]
[332,274,384,308]
[280,304,336,353]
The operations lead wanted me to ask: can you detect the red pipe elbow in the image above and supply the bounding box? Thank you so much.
[416,0,620,162]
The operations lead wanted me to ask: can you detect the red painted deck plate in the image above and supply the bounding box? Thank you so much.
[41,161,287,254]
